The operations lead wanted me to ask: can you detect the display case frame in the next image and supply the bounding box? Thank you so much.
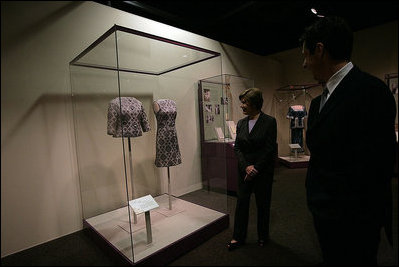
[385,72,398,175]
[385,73,398,131]
[273,84,322,168]
[198,74,254,195]
[69,24,228,265]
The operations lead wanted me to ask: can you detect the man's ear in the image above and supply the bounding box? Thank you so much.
[315,42,325,57]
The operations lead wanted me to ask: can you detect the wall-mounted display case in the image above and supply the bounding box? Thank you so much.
[198,74,254,194]
[69,25,228,265]
[273,84,322,168]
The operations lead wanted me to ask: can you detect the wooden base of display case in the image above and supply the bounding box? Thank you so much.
[201,141,238,195]
[83,194,229,266]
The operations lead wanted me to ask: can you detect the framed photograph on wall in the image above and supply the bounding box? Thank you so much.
[203,89,211,102]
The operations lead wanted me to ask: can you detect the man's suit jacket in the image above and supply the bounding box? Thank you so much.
[234,112,277,177]
[306,66,396,230]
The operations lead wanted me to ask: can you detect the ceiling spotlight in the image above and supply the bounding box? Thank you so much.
[311,7,325,17]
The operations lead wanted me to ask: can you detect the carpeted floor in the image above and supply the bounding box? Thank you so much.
[1,165,397,266]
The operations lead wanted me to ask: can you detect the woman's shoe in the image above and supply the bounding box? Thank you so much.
[227,240,242,251]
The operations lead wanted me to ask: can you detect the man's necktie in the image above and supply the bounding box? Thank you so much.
[319,87,329,112]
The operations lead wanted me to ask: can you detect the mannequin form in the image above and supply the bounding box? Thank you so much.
[153,99,181,167]
[286,105,307,152]
[107,97,151,223]
[107,97,150,137]
[153,99,182,209]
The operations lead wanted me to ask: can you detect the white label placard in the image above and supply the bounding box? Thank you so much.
[226,120,236,140]
[129,195,159,214]
[215,127,225,141]
[289,143,302,149]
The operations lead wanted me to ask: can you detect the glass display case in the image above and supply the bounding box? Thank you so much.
[69,25,228,265]
[273,84,322,168]
[198,74,254,194]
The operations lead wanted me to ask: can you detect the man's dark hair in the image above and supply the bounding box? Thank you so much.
[239,88,263,111]
[299,16,353,61]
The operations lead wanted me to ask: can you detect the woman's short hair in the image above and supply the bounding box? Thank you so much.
[239,88,263,110]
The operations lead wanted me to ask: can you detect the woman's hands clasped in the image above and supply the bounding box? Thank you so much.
[244,165,258,181]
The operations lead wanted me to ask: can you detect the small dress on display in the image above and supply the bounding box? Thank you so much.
[107,97,151,137]
[154,99,182,167]
[286,105,307,152]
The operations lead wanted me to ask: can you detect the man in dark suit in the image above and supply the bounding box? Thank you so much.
[227,88,277,251]
[300,16,397,265]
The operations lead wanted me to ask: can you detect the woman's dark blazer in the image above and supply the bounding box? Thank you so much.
[234,112,277,177]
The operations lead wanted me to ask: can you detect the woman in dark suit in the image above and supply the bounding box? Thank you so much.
[228,88,277,251]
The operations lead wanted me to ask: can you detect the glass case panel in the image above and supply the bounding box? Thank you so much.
[273,84,322,167]
[198,74,254,195]
[199,74,254,142]
[72,25,220,75]
[70,25,227,265]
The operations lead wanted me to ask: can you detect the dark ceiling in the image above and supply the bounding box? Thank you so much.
[95,1,398,56]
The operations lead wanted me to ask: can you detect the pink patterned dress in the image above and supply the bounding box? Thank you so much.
[154,99,182,167]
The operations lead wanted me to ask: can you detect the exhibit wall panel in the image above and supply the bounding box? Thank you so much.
[269,20,398,156]
[218,43,282,116]
[269,20,398,86]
